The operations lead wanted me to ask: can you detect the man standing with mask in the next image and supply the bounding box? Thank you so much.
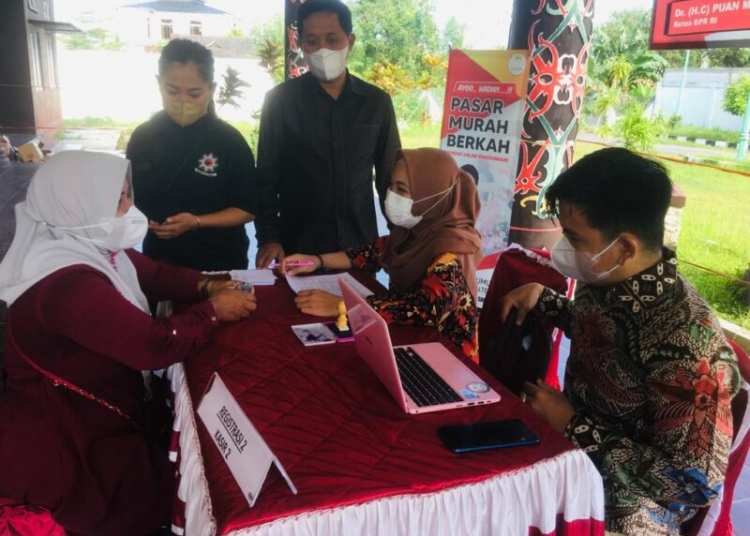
[500,148,740,535]
[128,39,257,272]
[254,0,401,267]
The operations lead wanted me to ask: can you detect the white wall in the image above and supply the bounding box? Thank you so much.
[653,68,744,131]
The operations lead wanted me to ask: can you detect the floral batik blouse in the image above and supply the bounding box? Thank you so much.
[345,236,478,360]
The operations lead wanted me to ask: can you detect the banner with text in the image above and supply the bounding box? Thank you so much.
[651,0,750,49]
[440,49,529,307]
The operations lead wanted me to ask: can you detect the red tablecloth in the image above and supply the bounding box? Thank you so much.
[169,275,604,536]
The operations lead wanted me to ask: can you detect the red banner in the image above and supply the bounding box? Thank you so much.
[651,0,750,49]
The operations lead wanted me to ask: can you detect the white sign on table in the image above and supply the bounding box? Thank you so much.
[197,373,297,507]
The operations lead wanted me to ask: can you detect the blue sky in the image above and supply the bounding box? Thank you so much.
[56,0,657,49]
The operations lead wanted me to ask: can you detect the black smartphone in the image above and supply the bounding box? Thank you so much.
[438,419,540,453]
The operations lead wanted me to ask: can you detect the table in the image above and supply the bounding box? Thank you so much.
[168,275,605,536]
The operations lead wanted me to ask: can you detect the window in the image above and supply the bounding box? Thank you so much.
[190,20,202,36]
[161,19,173,40]
[29,31,43,88]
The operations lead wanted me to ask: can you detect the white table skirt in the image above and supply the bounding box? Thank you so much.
[168,363,605,536]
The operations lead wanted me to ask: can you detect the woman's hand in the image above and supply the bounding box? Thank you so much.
[499,283,545,324]
[294,289,339,317]
[522,379,575,434]
[282,254,321,276]
[149,213,199,239]
[209,289,257,322]
[206,279,248,296]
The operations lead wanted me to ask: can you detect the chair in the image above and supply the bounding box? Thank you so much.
[683,338,750,536]
[478,245,572,395]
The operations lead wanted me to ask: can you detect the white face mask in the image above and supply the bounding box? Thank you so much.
[51,205,149,253]
[306,46,349,81]
[384,182,456,230]
[551,235,621,284]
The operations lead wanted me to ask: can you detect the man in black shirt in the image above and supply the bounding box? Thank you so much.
[254,0,401,267]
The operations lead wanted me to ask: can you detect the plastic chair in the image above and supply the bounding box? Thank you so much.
[683,338,750,536]
[478,245,572,394]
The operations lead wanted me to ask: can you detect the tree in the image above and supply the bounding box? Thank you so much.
[587,9,667,128]
[589,9,668,85]
[723,73,750,117]
[62,27,124,51]
[348,0,441,83]
[216,67,250,109]
[250,16,284,84]
[661,48,750,68]
[441,16,465,52]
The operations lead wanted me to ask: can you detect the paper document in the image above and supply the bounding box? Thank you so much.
[286,272,373,297]
[230,269,277,286]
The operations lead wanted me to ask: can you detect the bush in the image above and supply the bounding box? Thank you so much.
[666,125,740,143]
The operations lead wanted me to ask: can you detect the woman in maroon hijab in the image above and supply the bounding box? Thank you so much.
[0,151,256,536]
[282,148,483,359]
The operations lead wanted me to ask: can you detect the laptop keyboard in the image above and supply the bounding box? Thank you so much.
[394,346,463,407]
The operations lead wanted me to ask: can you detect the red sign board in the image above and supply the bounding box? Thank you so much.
[651,0,750,49]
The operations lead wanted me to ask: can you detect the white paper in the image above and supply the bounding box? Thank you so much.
[229,269,277,286]
[197,373,297,507]
[286,272,373,297]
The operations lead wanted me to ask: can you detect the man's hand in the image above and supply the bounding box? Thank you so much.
[149,213,198,239]
[523,379,575,433]
[294,289,339,317]
[209,289,257,322]
[256,242,285,268]
[499,283,545,324]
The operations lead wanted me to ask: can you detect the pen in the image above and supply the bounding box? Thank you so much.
[269,260,315,268]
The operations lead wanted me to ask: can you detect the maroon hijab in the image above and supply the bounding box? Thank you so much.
[380,148,483,297]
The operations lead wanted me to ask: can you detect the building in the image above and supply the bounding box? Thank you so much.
[116,0,234,47]
[0,0,79,146]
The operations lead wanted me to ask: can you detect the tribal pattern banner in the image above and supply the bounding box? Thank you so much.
[508,0,595,249]
[285,0,309,79]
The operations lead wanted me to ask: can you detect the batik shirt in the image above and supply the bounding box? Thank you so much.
[536,249,739,535]
[345,237,478,360]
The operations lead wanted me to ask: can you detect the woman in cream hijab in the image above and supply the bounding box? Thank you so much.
[0,151,255,535]
[282,148,483,359]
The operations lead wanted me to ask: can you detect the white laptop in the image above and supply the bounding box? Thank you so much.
[340,278,501,414]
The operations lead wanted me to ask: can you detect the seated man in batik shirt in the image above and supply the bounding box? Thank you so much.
[500,148,740,535]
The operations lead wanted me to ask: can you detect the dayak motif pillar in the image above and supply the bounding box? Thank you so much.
[508,0,594,249]
[284,0,309,79]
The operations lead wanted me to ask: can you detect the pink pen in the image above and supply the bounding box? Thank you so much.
[269,260,315,268]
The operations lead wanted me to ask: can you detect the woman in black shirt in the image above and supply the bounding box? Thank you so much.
[127,39,257,271]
